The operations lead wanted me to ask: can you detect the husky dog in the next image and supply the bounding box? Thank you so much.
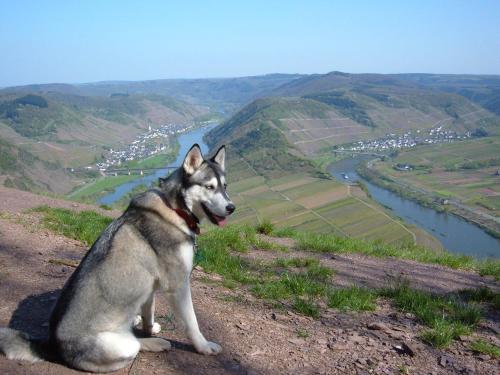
[0,144,235,372]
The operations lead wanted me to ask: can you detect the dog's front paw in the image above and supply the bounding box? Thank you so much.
[133,315,143,327]
[195,341,222,355]
[150,322,161,334]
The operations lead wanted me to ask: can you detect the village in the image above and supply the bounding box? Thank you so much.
[95,122,196,171]
[337,125,472,153]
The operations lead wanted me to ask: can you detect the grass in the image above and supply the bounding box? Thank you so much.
[469,339,500,358]
[458,286,500,310]
[292,298,320,319]
[31,205,113,246]
[196,224,334,317]
[274,257,319,268]
[379,279,482,348]
[28,206,500,282]
[256,218,274,235]
[274,229,499,280]
[295,328,310,338]
[327,286,377,311]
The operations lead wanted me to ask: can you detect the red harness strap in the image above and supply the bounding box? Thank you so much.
[157,191,200,235]
[174,208,200,235]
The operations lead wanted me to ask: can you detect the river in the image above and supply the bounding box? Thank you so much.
[99,124,217,205]
[328,157,500,259]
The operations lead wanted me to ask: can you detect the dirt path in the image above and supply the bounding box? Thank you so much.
[0,189,499,374]
[246,237,499,295]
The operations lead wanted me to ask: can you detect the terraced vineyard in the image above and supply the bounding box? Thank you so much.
[227,158,415,245]
[372,136,500,217]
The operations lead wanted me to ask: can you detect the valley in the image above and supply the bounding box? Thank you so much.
[1,72,499,255]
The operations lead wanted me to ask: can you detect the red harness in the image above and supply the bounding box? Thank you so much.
[157,191,200,235]
[173,208,200,235]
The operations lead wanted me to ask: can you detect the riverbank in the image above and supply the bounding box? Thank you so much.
[328,156,499,259]
[66,145,178,204]
[357,161,500,239]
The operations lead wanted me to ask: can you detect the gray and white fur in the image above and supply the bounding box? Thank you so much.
[0,144,235,373]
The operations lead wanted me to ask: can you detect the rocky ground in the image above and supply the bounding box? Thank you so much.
[0,186,498,374]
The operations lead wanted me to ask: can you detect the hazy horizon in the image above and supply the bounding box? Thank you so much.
[1,0,499,87]
[4,69,500,90]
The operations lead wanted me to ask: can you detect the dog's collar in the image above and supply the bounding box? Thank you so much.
[173,207,200,235]
[158,192,200,235]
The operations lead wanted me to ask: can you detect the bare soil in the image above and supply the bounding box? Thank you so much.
[0,188,499,374]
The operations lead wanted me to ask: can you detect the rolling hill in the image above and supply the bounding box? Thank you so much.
[0,92,208,168]
[1,74,303,113]
[203,72,499,244]
[209,71,500,157]
[0,135,78,193]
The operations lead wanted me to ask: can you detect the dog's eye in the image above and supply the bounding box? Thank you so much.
[205,185,215,190]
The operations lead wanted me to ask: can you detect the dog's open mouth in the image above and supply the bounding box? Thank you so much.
[202,204,227,227]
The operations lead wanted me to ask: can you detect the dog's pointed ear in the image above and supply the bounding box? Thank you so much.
[211,145,225,171]
[183,144,204,175]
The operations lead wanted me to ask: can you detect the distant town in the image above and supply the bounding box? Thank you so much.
[95,122,197,171]
[337,126,472,153]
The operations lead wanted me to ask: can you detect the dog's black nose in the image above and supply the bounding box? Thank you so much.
[226,204,235,214]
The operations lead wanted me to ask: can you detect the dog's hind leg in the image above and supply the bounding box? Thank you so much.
[135,292,162,335]
[69,332,140,373]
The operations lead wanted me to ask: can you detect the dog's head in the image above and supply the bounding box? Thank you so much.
[177,144,235,226]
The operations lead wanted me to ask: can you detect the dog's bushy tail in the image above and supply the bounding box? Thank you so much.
[0,327,48,363]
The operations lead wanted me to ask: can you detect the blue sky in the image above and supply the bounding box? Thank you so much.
[1,0,499,86]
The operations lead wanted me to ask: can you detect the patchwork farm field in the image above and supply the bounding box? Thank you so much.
[227,159,416,245]
[373,137,500,217]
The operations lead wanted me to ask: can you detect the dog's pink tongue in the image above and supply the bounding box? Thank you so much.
[216,216,227,227]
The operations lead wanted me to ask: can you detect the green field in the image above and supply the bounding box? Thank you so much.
[228,166,416,246]
[373,137,500,217]
[67,175,139,202]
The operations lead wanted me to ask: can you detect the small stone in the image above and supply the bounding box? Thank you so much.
[388,330,403,339]
[328,343,349,351]
[316,338,328,345]
[367,322,390,331]
[393,344,405,354]
[439,355,452,367]
[271,313,277,320]
[347,334,365,345]
[401,342,417,357]
[235,322,250,331]
[288,338,306,345]
[477,354,490,361]
[357,358,368,366]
